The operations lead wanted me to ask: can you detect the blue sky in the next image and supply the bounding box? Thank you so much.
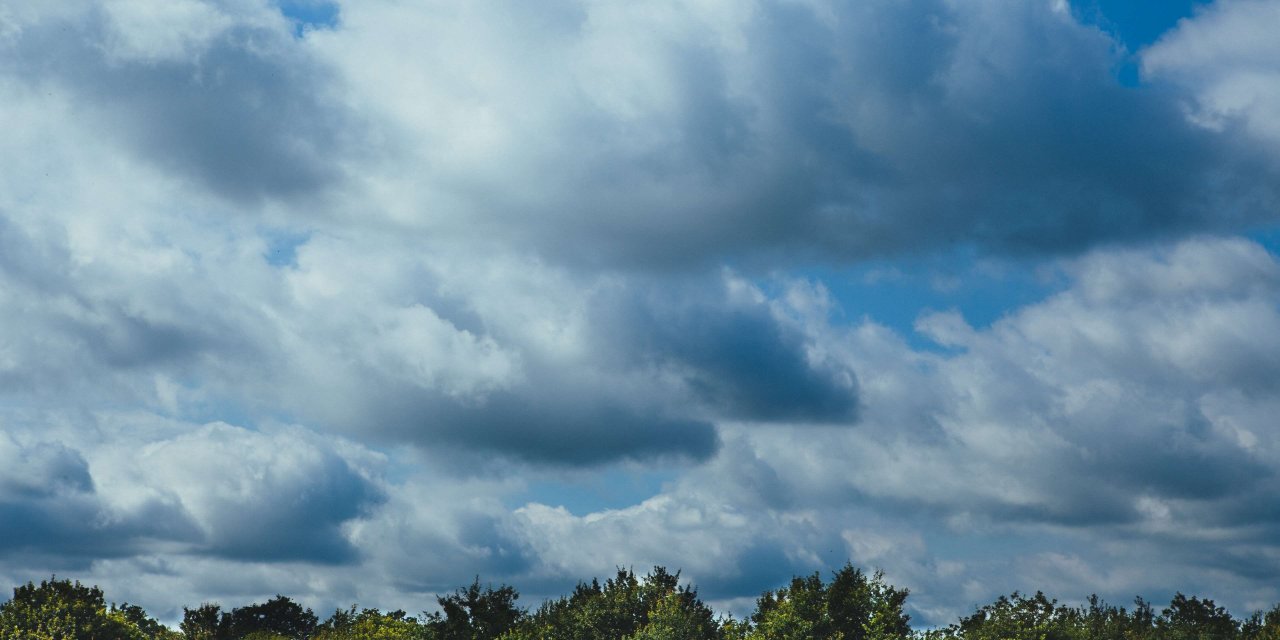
[2,0,1280,628]
[1073,0,1207,48]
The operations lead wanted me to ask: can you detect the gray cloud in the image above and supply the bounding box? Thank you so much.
[1143,0,1280,144]
[130,423,386,564]
[608,282,859,423]
[310,0,1280,269]
[488,236,1280,623]
[0,434,201,561]
[0,3,353,204]
[0,419,385,567]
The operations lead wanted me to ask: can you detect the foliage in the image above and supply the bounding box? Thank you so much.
[116,602,184,640]
[12,564,1280,640]
[181,603,229,640]
[225,596,319,640]
[426,578,524,640]
[1241,604,1280,640]
[932,590,1261,640]
[500,567,718,640]
[315,606,427,640]
[178,596,318,640]
[1159,594,1239,640]
[0,577,147,640]
[747,564,910,640]
[945,591,1078,640]
[625,589,719,640]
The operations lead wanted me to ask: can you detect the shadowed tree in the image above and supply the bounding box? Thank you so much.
[1159,594,1239,640]
[944,591,1077,640]
[226,596,318,640]
[181,603,229,640]
[1242,603,1280,640]
[115,602,182,640]
[427,578,524,640]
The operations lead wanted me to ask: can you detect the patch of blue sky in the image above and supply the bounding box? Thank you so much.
[261,227,310,268]
[1070,0,1207,50]
[167,390,264,430]
[1247,224,1280,256]
[1069,0,1208,87]
[799,249,1067,353]
[156,373,303,433]
[277,0,339,38]
[510,467,681,516]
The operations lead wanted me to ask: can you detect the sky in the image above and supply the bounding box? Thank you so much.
[2,0,1280,628]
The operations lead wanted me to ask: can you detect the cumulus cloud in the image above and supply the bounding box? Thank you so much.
[0,430,197,563]
[492,237,1280,623]
[1144,0,1280,144]
[123,423,385,563]
[0,1,353,203]
[304,0,1280,266]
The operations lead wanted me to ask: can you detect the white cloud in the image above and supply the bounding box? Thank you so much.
[1144,0,1280,142]
[493,236,1280,622]
[100,0,238,62]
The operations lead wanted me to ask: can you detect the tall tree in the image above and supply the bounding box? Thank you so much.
[427,578,524,640]
[115,603,183,640]
[749,564,910,640]
[1159,594,1238,640]
[501,568,719,640]
[226,596,318,640]
[0,577,146,640]
[947,591,1077,640]
[315,606,427,640]
[181,603,229,640]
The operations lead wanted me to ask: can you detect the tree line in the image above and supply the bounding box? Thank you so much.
[3,564,1279,640]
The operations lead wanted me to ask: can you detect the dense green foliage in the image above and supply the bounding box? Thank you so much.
[742,566,909,640]
[0,578,157,640]
[180,596,318,640]
[500,567,719,640]
[7,566,1280,640]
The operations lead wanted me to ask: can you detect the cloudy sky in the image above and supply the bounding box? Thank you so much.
[3,0,1280,627]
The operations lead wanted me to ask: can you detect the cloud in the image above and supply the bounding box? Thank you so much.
[304,0,1280,267]
[1144,0,1280,144]
[0,431,199,563]
[0,1,354,203]
[821,237,1280,527]
[123,423,386,564]
[492,236,1280,623]
[0,414,385,570]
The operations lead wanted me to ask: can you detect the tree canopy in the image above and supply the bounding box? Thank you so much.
[7,567,1280,640]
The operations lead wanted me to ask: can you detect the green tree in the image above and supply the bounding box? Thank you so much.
[114,603,183,640]
[946,591,1076,640]
[500,568,718,640]
[747,564,909,640]
[426,578,524,640]
[1158,594,1238,640]
[1072,595,1156,640]
[226,596,318,640]
[0,577,146,640]
[181,603,229,640]
[315,606,426,640]
[627,589,718,640]
[751,585,824,640]
[1241,604,1280,640]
